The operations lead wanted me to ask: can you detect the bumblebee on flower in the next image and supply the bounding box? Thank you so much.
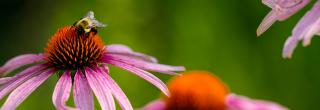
[0,11,185,110]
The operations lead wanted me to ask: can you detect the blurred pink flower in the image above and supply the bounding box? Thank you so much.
[0,11,185,110]
[143,71,288,110]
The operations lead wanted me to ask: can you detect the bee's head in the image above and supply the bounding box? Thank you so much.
[74,11,106,34]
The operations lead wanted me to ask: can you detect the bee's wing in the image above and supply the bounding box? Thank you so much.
[85,11,95,19]
[85,11,107,28]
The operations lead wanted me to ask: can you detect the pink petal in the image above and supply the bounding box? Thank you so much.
[97,67,133,110]
[73,70,94,110]
[0,53,44,76]
[226,94,288,110]
[282,36,298,58]
[282,0,320,58]
[52,70,76,110]
[262,0,277,8]
[105,44,158,63]
[258,0,310,36]
[291,3,320,41]
[1,69,54,110]
[106,60,170,96]
[0,64,47,100]
[302,19,320,46]
[0,77,12,85]
[142,100,166,110]
[301,1,320,46]
[275,0,310,20]
[257,10,278,36]
[262,0,307,9]
[85,68,115,110]
[102,54,185,75]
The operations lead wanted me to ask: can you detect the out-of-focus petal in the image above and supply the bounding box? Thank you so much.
[105,44,158,63]
[303,20,320,46]
[0,64,47,100]
[74,70,94,110]
[258,0,310,36]
[262,0,277,8]
[301,1,320,46]
[257,11,278,36]
[262,0,307,9]
[282,36,298,58]
[102,54,184,75]
[0,53,44,76]
[282,0,320,58]
[106,60,169,96]
[52,70,76,110]
[142,100,166,110]
[290,1,320,41]
[277,0,310,20]
[0,69,54,110]
[226,94,288,110]
[0,77,11,85]
[85,68,115,110]
[97,67,133,110]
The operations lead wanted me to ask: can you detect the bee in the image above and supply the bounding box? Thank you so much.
[74,11,106,35]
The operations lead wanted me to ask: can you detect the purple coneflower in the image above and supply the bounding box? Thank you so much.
[143,71,288,110]
[257,0,320,58]
[0,11,185,110]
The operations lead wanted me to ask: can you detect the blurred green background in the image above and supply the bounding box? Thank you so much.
[0,0,319,110]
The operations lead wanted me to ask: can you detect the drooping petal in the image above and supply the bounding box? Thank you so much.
[226,94,288,110]
[257,0,310,36]
[290,3,320,41]
[0,53,44,76]
[282,36,298,58]
[85,68,115,110]
[282,0,320,58]
[102,54,185,75]
[142,100,166,110]
[301,1,320,46]
[0,64,47,100]
[73,70,94,110]
[257,10,278,36]
[52,70,76,110]
[97,67,133,110]
[106,60,170,96]
[0,77,11,85]
[105,44,158,63]
[1,69,54,110]
[303,19,320,46]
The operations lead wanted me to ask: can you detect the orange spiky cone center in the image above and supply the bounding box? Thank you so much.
[44,26,105,69]
[165,71,229,110]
